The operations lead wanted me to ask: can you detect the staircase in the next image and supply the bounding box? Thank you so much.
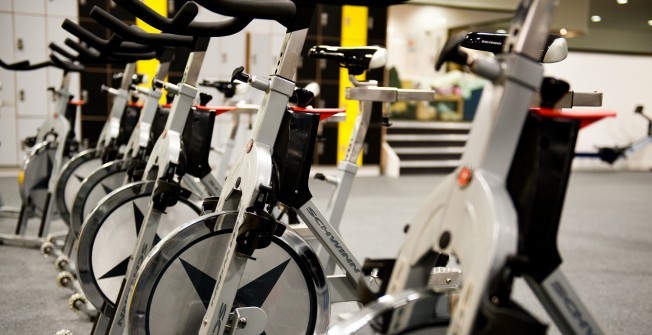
[384,121,472,175]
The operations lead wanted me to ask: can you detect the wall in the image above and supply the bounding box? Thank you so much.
[545,52,652,170]
[386,4,510,86]
[0,0,80,166]
[0,0,287,170]
[387,4,652,171]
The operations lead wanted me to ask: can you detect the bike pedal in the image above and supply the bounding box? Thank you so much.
[428,267,461,292]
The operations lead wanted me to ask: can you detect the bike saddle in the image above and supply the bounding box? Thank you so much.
[308,45,387,75]
[461,32,568,63]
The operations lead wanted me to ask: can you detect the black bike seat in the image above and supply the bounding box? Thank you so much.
[462,32,567,63]
[308,45,386,75]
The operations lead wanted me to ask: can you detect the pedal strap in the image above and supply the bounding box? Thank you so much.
[236,211,286,257]
[151,179,191,211]
[356,258,396,305]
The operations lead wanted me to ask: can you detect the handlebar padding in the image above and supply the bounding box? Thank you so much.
[113,0,252,37]
[64,38,156,63]
[49,43,78,61]
[49,54,85,73]
[62,19,153,53]
[90,7,193,47]
[0,59,31,70]
[194,0,296,21]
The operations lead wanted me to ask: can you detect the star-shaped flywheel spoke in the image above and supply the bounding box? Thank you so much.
[179,257,291,310]
[100,182,116,195]
[99,257,130,280]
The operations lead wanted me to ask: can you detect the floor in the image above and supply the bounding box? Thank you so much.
[0,171,651,334]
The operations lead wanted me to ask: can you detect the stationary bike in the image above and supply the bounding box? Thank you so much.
[53,60,146,234]
[0,53,84,249]
[329,1,612,334]
[119,1,413,334]
[67,4,253,334]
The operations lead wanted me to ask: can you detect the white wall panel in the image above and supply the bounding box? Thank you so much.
[45,0,77,18]
[12,0,44,15]
[13,14,46,62]
[15,70,49,117]
[0,0,12,12]
[0,110,18,165]
[545,52,652,170]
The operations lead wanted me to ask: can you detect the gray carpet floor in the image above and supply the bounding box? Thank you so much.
[0,172,651,334]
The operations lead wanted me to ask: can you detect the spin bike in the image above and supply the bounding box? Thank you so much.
[114,1,415,334]
[52,59,147,237]
[66,4,253,334]
[329,0,612,334]
[122,23,573,335]
[0,53,84,249]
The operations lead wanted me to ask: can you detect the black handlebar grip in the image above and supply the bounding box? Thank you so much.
[0,58,31,70]
[90,7,193,47]
[435,33,469,71]
[170,1,199,29]
[49,43,78,61]
[65,38,156,63]
[194,0,296,21]
[114,0,251,37]
[64,39,102,59]
[50,54,85,73]
[63,19,154,53]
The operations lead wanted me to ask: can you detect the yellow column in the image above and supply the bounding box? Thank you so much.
[338,6,368,164]
[135,0,167,103]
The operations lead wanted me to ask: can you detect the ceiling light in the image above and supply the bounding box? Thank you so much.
[617,0,628,4]
[591,15,601,22]
[559,28,568,35]
[648,20,652,26]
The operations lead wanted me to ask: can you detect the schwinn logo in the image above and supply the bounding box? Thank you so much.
[551,281,597,335]
[481,40,502,45]
[306,206,360,273]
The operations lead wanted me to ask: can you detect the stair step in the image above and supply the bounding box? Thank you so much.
[386,134,470,142]
[390,121,472,130]
[400,160,460,168]
[393,147,465,155]
[400,167,456,174]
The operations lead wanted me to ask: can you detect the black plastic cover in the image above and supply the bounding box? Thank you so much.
[506,111,580,282]
[181,108,216,178]
[272,109,320,208]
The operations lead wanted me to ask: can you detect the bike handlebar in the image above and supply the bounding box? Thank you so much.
[113,0,251,37]
[0,58,31,70]
[194,0,297,21]
[50,54,85,73]
[62,19,153,53]
[64,38,157,64]
[90,7,194,47]
[49,43,79,61]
